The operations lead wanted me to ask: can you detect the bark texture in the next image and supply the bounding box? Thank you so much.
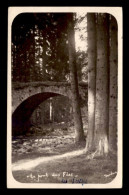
[86,13,97,151]
[109,15,118,152]
[94,14,110,155]
[67,13,84,143]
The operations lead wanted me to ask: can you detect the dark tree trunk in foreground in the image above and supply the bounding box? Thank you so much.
[85,13,97,151]
[94,14,109,155]
[109,15,118,152]
[67,13,84,143]
[40,104,44,125]
[31,110,37,125]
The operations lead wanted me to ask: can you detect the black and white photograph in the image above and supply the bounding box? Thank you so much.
[7,7,122,188]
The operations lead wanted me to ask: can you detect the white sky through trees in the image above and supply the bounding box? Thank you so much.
[75,12,87,52]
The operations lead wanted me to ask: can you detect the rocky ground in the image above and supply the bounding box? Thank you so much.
[12,120,117,184]
[12,122,87,163]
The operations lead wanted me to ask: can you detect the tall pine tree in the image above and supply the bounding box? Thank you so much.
[85,13,97,151]
[67,13,84,143]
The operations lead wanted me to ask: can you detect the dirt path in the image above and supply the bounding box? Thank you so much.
[12,149,85,171]
[12,150,117,184]
[12,125,117,184]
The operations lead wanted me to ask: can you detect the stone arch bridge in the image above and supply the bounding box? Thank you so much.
[12,81,88,135]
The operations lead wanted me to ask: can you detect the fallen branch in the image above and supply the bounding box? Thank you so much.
[104,171,117,178]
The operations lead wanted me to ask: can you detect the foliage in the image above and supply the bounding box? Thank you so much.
[12,13,88,83]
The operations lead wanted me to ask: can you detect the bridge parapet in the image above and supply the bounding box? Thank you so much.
[12,81,88,113]
[12,81,88,89]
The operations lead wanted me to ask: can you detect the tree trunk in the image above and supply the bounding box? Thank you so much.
[94,14,109,155]
[24,48,29,82]
[30,28,36,81]
[85,13,97,151]
[109,15,118,152]
[42,30,47,81]
[67,13,84,143]
[77,63,82,82]
[31,110,37,125]
[49,97,53,122]
[40,103,45,125]
[12,44,17,82]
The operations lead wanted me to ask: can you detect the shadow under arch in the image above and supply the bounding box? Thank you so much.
[12,92,62,135]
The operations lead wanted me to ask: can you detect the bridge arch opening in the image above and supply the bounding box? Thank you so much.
[12,92,72,136]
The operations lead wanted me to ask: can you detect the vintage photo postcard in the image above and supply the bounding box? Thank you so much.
[7,7,123,189]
